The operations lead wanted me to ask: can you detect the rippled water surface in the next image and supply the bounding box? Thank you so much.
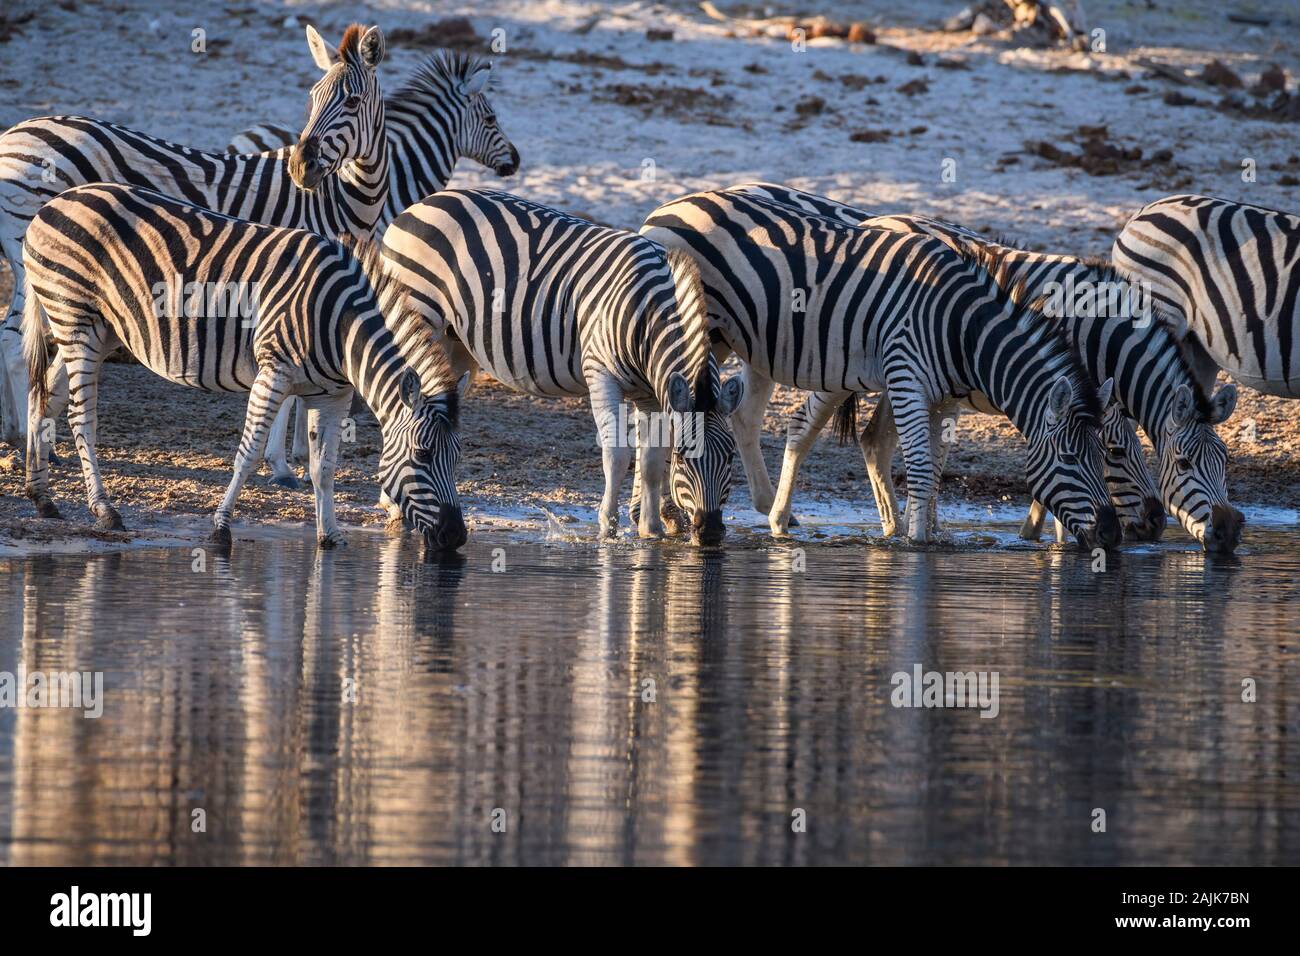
[1,523,1297,865]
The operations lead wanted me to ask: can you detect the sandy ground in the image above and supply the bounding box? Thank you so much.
[2,0,1299,548]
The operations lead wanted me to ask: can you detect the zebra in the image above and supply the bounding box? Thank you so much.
[702,183,1243,552]
[380,188,743,545]
[227,50,521,478]
[639,188,1121,549]
[0,23,390,462]
[20,182,466,551]
[1113,193,1300,399]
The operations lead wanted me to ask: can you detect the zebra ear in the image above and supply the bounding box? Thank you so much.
[717,375,745,416]
[357,26,385,69]
[1170,383,1195,427]
[305,25,339,71]
[1046,376,1073,426]
[1207,383,1237,425]
[399,370,424,412]
[667,372,692,414]
[455,371,472,397]
[460,62,492,97]
[1097,377,1115,409]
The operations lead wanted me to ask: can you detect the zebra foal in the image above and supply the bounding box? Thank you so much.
[21,183,466,551]
[380,188,743,545]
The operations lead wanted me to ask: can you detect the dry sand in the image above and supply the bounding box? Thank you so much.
[1,0,1298,548]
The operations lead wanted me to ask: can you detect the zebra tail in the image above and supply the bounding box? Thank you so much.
[21,271,49,417]
[832,394,858,445]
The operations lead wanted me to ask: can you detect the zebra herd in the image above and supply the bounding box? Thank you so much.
[0,23,1295,557]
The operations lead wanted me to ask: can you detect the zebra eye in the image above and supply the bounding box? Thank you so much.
[414,449,433,465]
[344,96,361,110]
[1177,456,1192,470]
[1061,454,1079,466]
[483,114,497,127]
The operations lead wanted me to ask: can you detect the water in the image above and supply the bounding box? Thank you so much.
[0,521,1297,866]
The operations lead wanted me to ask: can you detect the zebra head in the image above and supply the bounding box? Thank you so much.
[666,369,744,547]
[1100,401,1166,541]
[448,57,520,177]
[289,24,386,191]
[380,370,467,552]
[1028,375,1122,551]
[1159,383,1241,553]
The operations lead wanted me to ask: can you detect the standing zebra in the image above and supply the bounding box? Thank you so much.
[21,183,466,551]
[0,23,390,457]
[640,188,1121,548]
[380,188,743,545]
[228,50,521,475]
[1113,193,1300,398]
[698,183,1243,552]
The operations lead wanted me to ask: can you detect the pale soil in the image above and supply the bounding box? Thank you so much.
[1,0,1298,547]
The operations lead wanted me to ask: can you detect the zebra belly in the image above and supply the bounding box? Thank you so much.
[117,318,260,393]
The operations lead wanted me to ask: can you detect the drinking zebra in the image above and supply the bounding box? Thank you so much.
[227,50,521,477]
[693,183,1242,552]
[1112,193,1300,399]
[380,188,743,545]
[640,188,1121,548]
[0,23,390,456]
[21,183,466,551]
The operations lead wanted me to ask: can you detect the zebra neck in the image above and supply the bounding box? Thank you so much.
[961,321,1062,438]
[1067,314,1187,454]
[378,102,459,230]
[336,311,408,428]
[236,143,390,240]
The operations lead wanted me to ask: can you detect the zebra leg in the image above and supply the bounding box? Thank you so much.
[263,398,302,490]
[631,401,667,538]
[291,397,311,463]
[927,402,958,535]
[731,363,777,515]
[889,387,937,544]
[24,351,69,519]
[860,395,902,537]
[211,366,293,551]
[769,390,850,536]
[1053,516,1067,544]
[63,347,125,531]
[0,242,27,446]
[1020,500,1048,541]
[588,374,635,540]
[303,390,352,549]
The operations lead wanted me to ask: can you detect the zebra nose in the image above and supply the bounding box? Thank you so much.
[424,506,467,552]
[1127,496,1167,541]
[1205,503,1244,554]
[692,509,725,546]
[1096,505,1122,549]
[495,145,520,177]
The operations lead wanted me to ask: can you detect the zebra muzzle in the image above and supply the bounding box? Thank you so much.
[424,505,468,552]
[1125,496,1167,542]
[1079,505,1122,551]
[495,145,520,177]
[289,138,327,190]
[692,509,726,547]
[1204,503,1244,555]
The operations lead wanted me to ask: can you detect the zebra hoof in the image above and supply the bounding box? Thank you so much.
[48,449,62,466]
[95,509,125,532]
[787,514,801,528]
[384,513,410,535]
[268,473,302,491]
[209,525,233,553]
[317,532,347,550]
[34,498,63,520]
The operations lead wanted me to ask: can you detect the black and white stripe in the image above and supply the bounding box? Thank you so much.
[0,24,390,449]
[640,188,1121,548]
[381,188,742,545]
[1113,193,1300,398]
[20,183,465,551]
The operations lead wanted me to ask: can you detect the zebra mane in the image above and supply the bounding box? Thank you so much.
[1077,257,1216,417]
[957,241,1103,421]
[336,235,458,397]
[663,248,716,412]
[338,24,367,60]
[400,50,492,98]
